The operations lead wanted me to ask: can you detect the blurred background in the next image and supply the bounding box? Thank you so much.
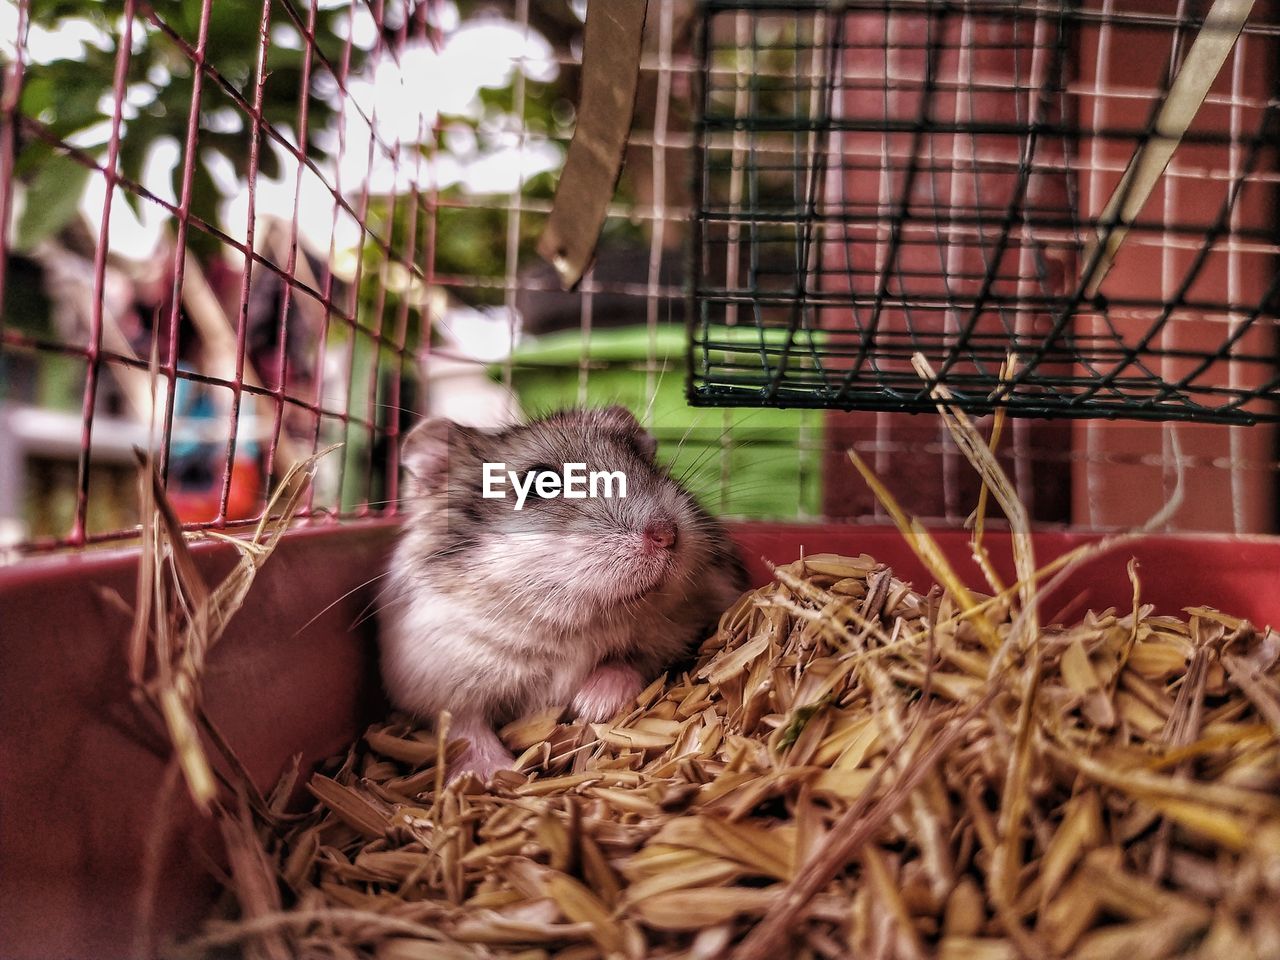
[1,0,1277,557]
[0,0,833,555]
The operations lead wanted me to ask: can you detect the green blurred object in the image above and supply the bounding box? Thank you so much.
[499,325,824,519]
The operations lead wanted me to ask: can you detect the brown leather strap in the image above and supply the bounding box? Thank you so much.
[537,0,650,290]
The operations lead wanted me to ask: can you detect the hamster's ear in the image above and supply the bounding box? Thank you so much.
[598,405,658,461]
[401,418,467,493]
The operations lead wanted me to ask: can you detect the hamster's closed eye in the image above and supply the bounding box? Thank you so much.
[522,463,560,502]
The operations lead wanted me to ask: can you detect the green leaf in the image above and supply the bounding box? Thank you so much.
[15,153,91,252]
[775,695,835,753]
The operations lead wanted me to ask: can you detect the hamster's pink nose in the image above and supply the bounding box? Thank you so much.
[643,519,677,552]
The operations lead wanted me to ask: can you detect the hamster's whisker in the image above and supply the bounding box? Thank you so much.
[664,419,704,466]
[362,496,412,508]
[293,570,393,639]
[349,579,401,631]
[670,437,742,488]
[667,420,743,485]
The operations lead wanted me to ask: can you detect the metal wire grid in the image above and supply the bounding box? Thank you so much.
[0,0,448,550]
[0,0,838,549]
[689,0,1280,424]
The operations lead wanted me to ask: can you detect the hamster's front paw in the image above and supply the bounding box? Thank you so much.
[571,663,646,723]
[447,719,515,785]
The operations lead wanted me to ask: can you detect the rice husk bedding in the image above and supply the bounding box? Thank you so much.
[186,545,1280,960]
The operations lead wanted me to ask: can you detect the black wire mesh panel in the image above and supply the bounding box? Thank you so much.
[688,0,1280,424]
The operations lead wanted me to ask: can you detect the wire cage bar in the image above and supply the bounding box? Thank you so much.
[688,0,1280,424]
[2,0,841,552]
[0,0,439,552]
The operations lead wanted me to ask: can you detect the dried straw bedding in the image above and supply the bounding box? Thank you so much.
[187,548,1280,960]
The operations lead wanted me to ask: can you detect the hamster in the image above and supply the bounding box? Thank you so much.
[377,406,749,782]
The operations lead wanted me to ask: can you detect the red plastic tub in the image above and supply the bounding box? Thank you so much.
[1,521,1277,959]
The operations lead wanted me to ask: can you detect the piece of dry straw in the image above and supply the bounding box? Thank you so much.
[184,387,1279,959]
[120,443,338,959]
[127,443,340,815]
